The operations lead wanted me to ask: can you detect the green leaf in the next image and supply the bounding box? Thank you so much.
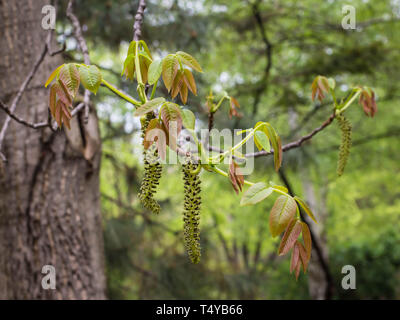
[122,54,135,80]
[58,63,80,98]
[181,109,195,130]
[162,54,179,92]
[176,51,203,72]
[133,97,165,117]
[240,182,273,206]
[45,64,64,88]
[79,65,102,94]
[269,195,297,237]
[127,41,137,56]
[257,122,282,171]
[148,59,162,85]
[254,130,271,152]
[269,181,289,193]
[294,196,317,223]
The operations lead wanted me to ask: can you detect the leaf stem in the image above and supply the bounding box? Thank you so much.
[101,79,141,106]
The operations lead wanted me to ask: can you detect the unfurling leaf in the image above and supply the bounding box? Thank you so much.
[278,219,302,256]
[183,69,197,95]
[148,59,163,85]
[228,159,245,194]
[269,181,288,193]
[254,130,270,152]
[180,81,189,104]
[176,51,203,72]
[133,97,165,117]
[301,222,312,261]
[160,102,182,150]
[122,54,135,80]
[49,84,57,117]
[144,119,167,160]
[311,75,331,102]
[256,122,282,171]
[181,109,195,130]
[359,87,377,117]
[294,196,317,223]
[229,97,241,119]
[290,242,300,273]
[269,195,297,237]
[240,182,273,206]
[58,63,80,98]
[79,65,102,94]
[45,64,64,88]
[297,241,309,273]
[162,54,179,92]
[52,80,72,107]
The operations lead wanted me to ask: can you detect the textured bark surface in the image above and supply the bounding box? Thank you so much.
[0,0,106,299]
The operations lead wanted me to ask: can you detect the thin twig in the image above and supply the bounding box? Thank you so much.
[0,44,48,161]
[133,0,147,41]
[67,0,91,123]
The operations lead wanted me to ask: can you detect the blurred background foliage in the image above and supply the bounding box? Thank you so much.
[58,0,400,299]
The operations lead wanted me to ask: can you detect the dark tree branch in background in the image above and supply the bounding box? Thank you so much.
[133,0,147,41]
[250,0,273,116]
[67,0,91,123]
[244,111,336,158]
[278,168,335,300]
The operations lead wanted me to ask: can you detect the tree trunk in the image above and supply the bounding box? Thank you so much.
[0,0,106,299]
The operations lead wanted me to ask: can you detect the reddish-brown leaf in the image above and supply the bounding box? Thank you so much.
[180,81,188,104]
[290,243,300,273]
[228,159,245,194]
[49,84,57,117]
[53,80,72,107]
[359,88,377,117]
[229,97,242,119]
[297,241,309,273]
[301,222,312,261]
[278,219,302,256]
[183,69,197,95]
[171,72,183,99]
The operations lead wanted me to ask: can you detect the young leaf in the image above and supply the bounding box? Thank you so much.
[181,109,195,130]
[148,59,163,85]
[269,195,297,237]
[229,97,241,119]
[79,65,102,94]
[160,102,182,150]
[254,130,270,152]
[49,84,57,117]
[228,159,245,194]
[290,242,300,273]
[144,119,167,160]
[294,196,317,223]
[45,64,64,88]
[301,222,312,261]
[122,54,135,80]
[297,241,309,273]
[53,80,72,107]
[183,69,197,95]
[176,51,203,72]
[269,181,288,193]
[58,63,80,98]
[180,82,188,104]
[134,97,165,117]
[162,54,179,92]
[171,72,183,99]
[240,182,273,206]
[278,219,302,256]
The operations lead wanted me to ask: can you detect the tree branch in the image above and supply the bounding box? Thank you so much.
[133,0,147,41]
[67,0,91,123]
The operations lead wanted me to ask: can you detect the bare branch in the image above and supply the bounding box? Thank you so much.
[0,44,48,161]
[133,0,147,41]
[67,0,91,123]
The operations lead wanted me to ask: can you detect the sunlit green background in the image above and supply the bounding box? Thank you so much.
[60,0,400,299]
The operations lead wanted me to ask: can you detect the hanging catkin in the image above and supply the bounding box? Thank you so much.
[138,112,163,214]
[336,114,352,176]
[182,158,202,264]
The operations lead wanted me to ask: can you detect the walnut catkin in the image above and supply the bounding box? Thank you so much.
[138,112,163,214]
[182,159,202,264]
[336,114,352,176]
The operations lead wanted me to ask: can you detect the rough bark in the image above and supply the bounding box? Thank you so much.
[0,0,106,299]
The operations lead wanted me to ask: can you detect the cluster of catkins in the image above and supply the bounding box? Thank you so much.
[138,112,162,214]
[336,114,352,176]
[138,118,202,263]
[182,158,202,264]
